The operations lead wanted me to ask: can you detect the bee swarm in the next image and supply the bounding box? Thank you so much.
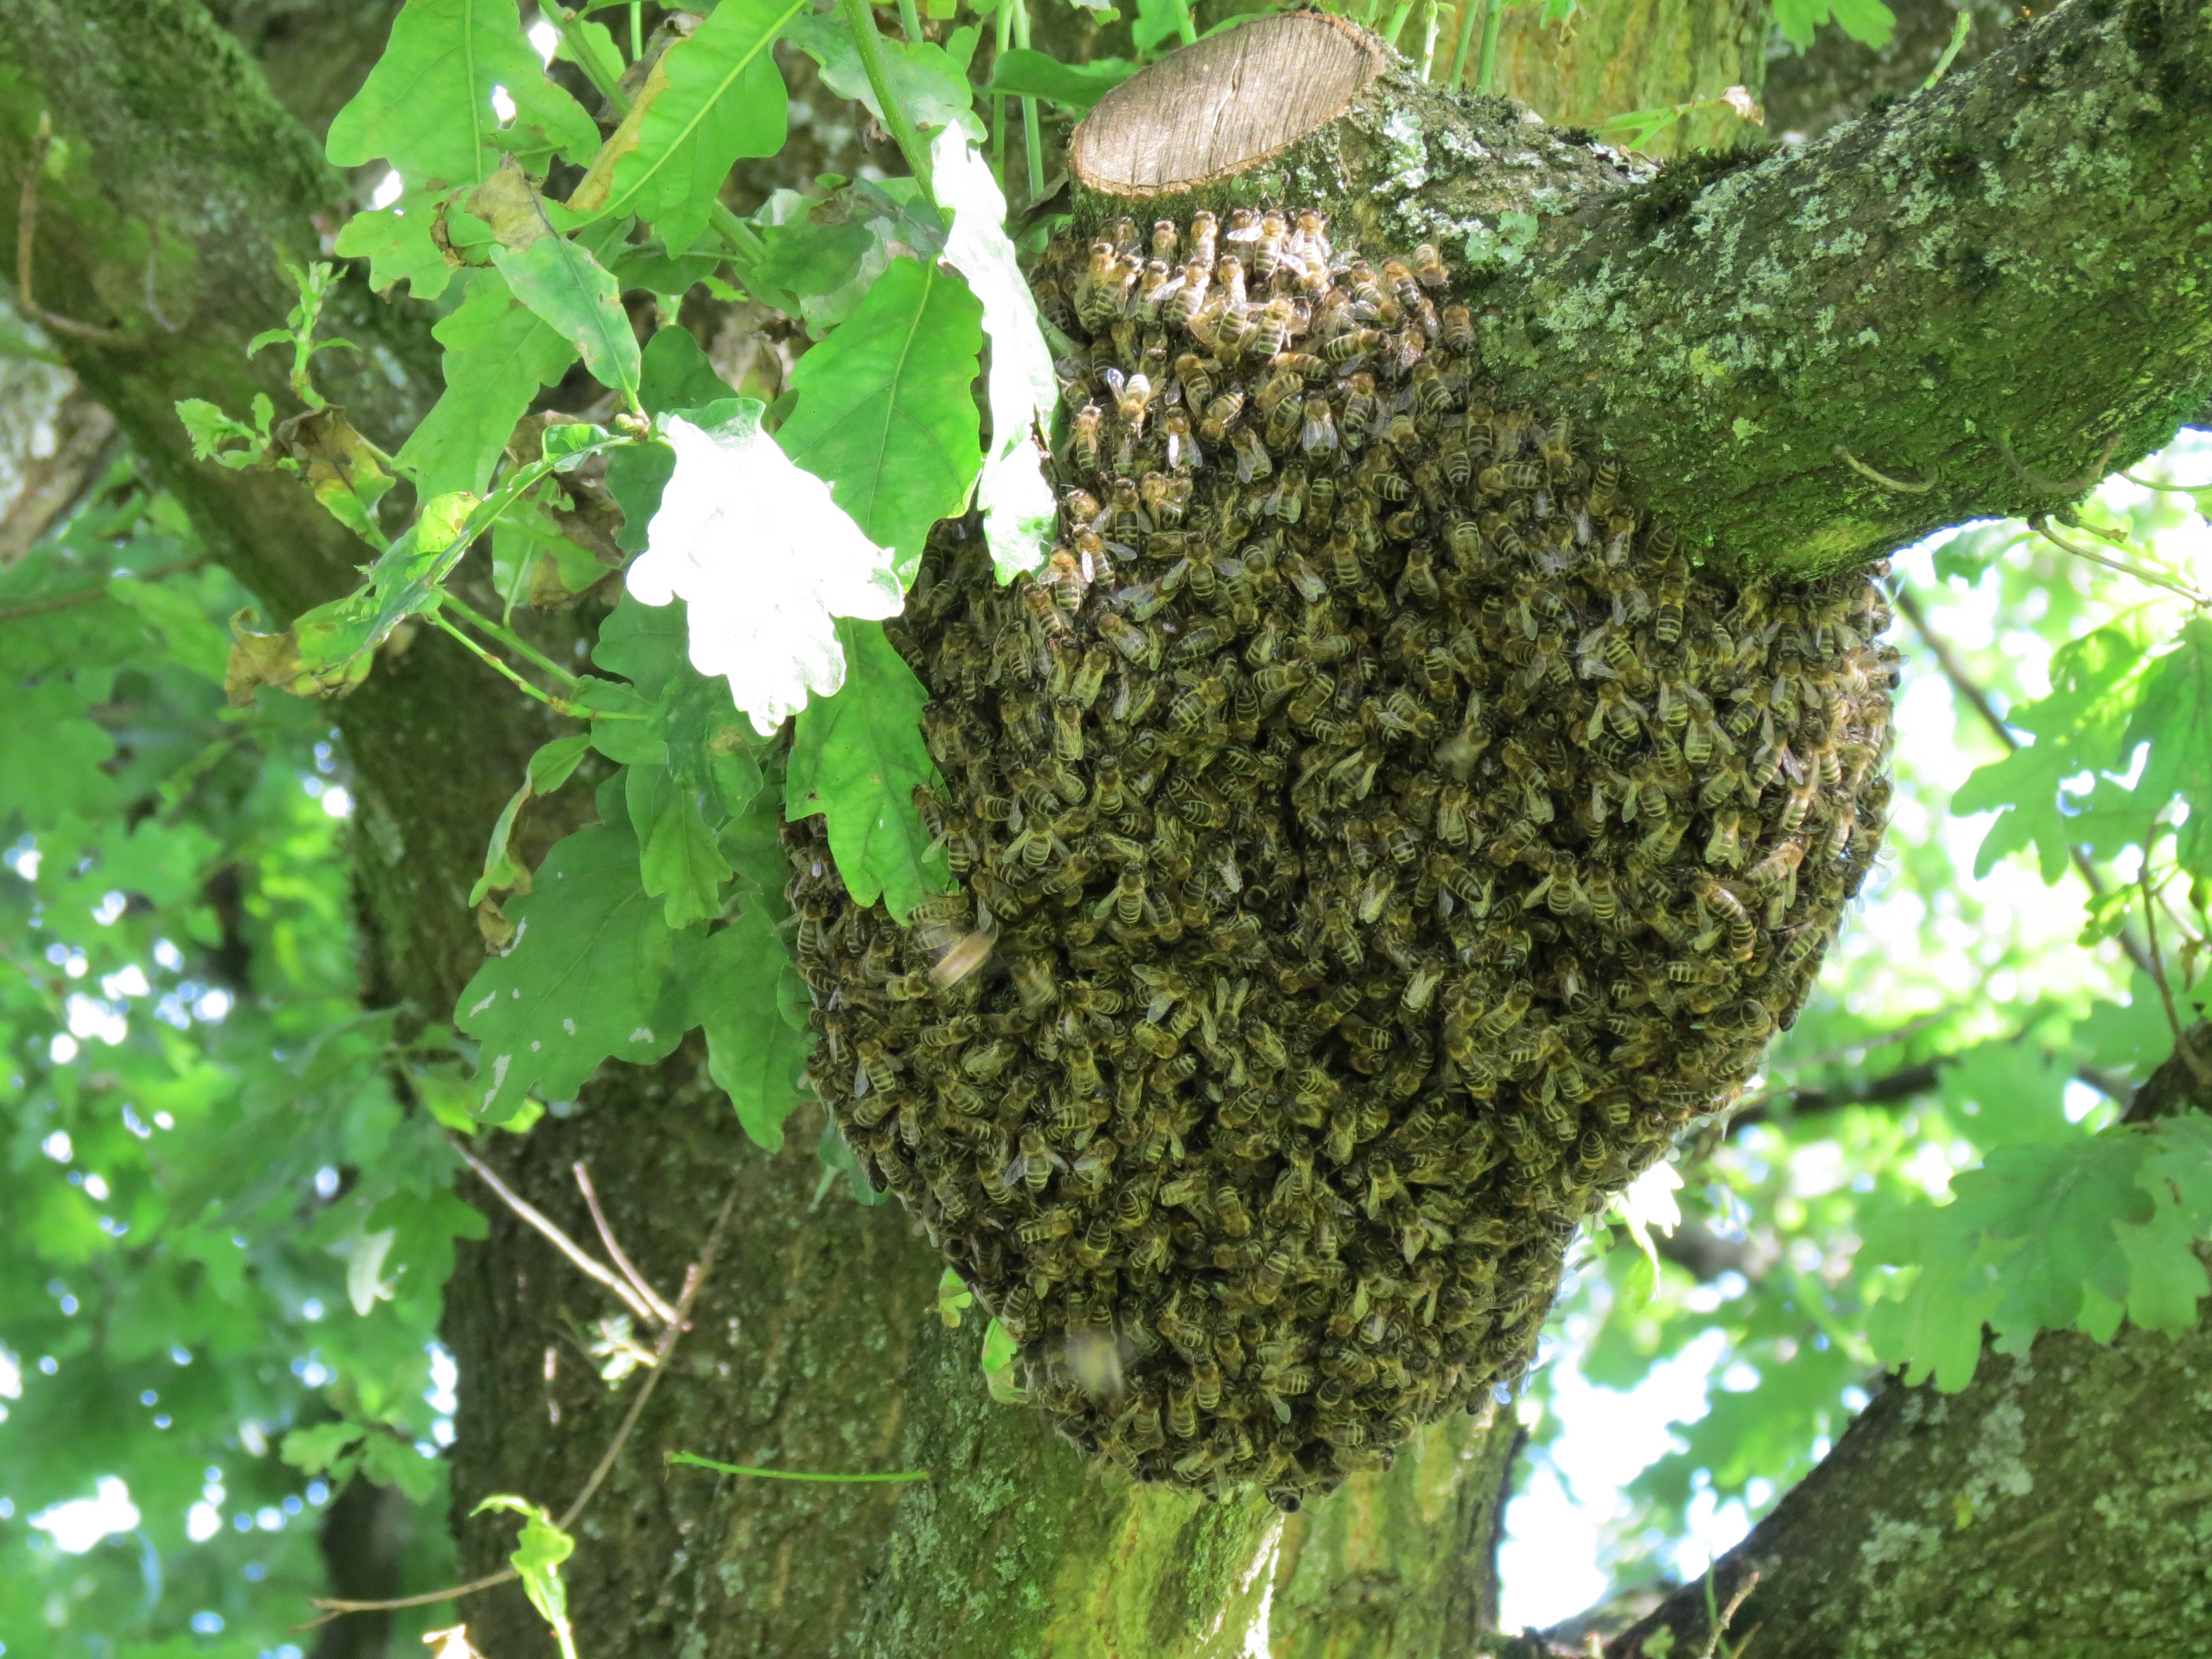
[785,207,1898,1508]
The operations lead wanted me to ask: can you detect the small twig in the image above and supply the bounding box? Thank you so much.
[2028,513,2209,606]
[15,113,139,351]
[0,556,208,625]
[1923,6,1972,88]
[447,1133,664,1328]
[1895,585,2160,978]
[1834,444,1936,494]
[438,589,585,688]
[556,1184,738,1528]
[2138,869,2212,1089]
[2120,469,2212,493]
[1992,428,2121,497]
[300,1183,742,1629]
[429,611,596,719]
[572,1161,679,1326]
[841,0,936,202]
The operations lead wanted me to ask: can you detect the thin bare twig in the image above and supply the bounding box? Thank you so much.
[2120,469,2212,494]
[446,1134,663,1328]
[572,1161,679,1326]
[2029,513,2209,606]
[1834,444,1936,493]
[1993,429,2121,497]
[299,1183,742,1629]
[1893,586,2158,978]
[2138,868,2212,1089]
[15,113,139,350]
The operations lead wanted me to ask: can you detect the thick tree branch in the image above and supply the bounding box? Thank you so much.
[1485,0,2212,578]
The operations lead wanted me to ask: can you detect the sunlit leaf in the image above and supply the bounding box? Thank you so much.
[326,0,600,187]
[626,403,904,734]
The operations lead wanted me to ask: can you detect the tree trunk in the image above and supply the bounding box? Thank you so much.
[8,1,2212,1655]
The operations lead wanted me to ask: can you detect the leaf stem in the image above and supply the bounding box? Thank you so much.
[896,0,924,43]
[992,0,1014,186]
[1923,7,1971,90]
[2138,867,2212,1089]
[1011,0,1044,202]
[1383,1,1414,46]
[1163,0,1199,48]
[429,611,592,718]
[840,0,936,202]
[1474,0,1504,96]
[549,4,632,116]
[629,0,644,58]
[667,1451,932,1483]
[1447,0,1481,87]
[436,589,585,688]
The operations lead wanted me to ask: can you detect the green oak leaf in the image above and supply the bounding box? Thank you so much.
[782,14,985,142]
[333,182,462,299]
[785,618,950,922]
[454,823,690,1118]
[2121,616,2212,873]
[326,0,601,187]
[777,257,984,583]
[627,759,732,928]
[491,232,641,401]
[395,269,580,499]
[984,48,1138,111]
[565,0,803,252]
[685,910,812,1149]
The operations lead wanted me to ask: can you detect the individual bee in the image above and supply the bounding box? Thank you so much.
[1479,460,1545,494]
[1250,298,1297,363]
[1164,405,1203,472]
[1108,369,1155,436]
[1409,242,1450,290]
[1655,557,1688,644]
[1323,327,1382,364]
[1199,389,1246,444]
[1265,388,1304,451]
[1231,427,1275,484]
[1703,807,1744,867]
[1166,259,1213,328]
[1267,465,1310,525]
[1133,259,1180,322]
[1187,208,1219,267]
[1069,403,1105,472]
[1249,210,1291,280]
[1439,302,1474,351]
[1173,352,1214,408]
[1409,359,1454,417]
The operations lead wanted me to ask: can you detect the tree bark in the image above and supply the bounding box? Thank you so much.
[11,1,2212,1656]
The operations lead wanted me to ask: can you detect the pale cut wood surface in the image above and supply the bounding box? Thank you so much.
[1068,12,1387,196]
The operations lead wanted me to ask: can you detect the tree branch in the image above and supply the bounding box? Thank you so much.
[1489,0,2212,579]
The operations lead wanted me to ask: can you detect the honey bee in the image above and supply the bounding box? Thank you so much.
[1410,242,1449,290]
[1439,302,1473,351]
[1199,389,1246,444]
[1266,390,1303,450]
[1703,808,1743,867]
[1109,369,1155,436]
[1069,404,1105,472]
[1231,427,1275,484]
[1164,406,1203,472]
[1323,327,1382,364]
[1479,461,1544,494]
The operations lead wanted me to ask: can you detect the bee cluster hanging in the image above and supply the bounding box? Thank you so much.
[783,206,1899,1508]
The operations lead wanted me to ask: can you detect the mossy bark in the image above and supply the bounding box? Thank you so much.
[12,2,2212,1657]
